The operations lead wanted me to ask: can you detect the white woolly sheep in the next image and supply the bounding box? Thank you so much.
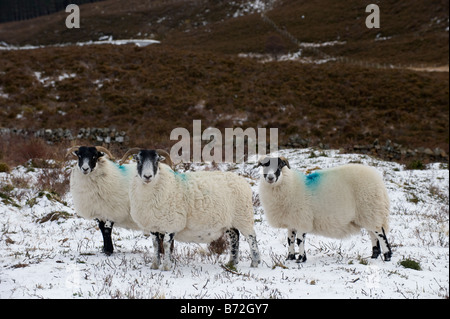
[258,156,392,262]
[67,146,139,255]
[67,146,172,255]
[120,149,261,271]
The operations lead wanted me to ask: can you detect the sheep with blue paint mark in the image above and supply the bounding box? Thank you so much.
[66,146,172,256]
[66,146,139,255]
[120,148,261,271]
[258,156,392,263]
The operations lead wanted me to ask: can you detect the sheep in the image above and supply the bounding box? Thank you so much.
[257,156,392,263]
[66,146,139,255]
[120,148,261,271]
[67,146,172,256]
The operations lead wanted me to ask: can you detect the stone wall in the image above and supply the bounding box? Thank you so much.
[285,135,448,162]
[1,128,448,163]
[0,127,129,145]
[350,139,448,162]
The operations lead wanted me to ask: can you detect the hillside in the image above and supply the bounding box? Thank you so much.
[0,0,448,168]
[1,0,448,65]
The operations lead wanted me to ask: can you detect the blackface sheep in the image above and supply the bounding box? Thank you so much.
[67,146,139,255]
[120,149,261,271]
[258,156,392,263]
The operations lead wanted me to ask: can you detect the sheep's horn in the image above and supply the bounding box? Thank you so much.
[256,155,267,167]
[280,156,291,169]
[65,145,81,159]
[95,146,114,160]
[119,148,142,166]
[156,149,173,169]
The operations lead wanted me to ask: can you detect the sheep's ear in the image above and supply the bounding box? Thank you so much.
[280,157,290,169]
[158,155,166,162]
[72,150,78,157]
[97,151,105,158]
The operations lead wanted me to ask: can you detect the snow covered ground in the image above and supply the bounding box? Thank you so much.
[0,148,448,299]
[0,38,159,51]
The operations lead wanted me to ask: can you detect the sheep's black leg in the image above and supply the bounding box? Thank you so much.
[369,231,381,259]
[296,233,307,263]
[226,228,240,266]
[98,220,114,256]
[287,229,297,260]
[376,228,393,261]
[372,241,381,259]
[150,232,162,269]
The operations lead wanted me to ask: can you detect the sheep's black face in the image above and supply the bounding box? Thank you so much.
[134,150,165,184]
[258,157,289,184]
[73,146,104,175]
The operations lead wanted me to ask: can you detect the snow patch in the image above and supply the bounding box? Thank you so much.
[0,87,8,99]
[231,0,272,18]
[34,72,76,87]
[0,38,160,51]
[238,50,337,64]
[0,149,448,298]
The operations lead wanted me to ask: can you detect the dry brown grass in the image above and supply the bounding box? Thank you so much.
[0,0,447,66]
[0,135,69,167]
[0,43,448,162]
[0,0,448,165]
[265,0,449,66]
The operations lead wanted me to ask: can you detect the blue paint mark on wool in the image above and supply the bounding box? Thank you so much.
[113,162,129,175]
[170,169,188,182]
[305,171,321,189]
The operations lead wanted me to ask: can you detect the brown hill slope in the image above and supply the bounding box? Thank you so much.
[0,1,448,167]
[0,44,448,151]
[0,0,448,65]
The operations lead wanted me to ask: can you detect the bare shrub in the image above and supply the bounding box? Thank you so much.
[35,167,70,198]
[208,233,229,255]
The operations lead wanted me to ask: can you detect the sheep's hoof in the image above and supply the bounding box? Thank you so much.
[371,246,381,259]
[250,260,259,268]
[150,258,160,270]
[103,247,113,256]
[227,259,239,267]
[296,254,307,263]
[161,261,173,271]
[161,255,173,271]
[150,262,159,270]
[286,254,296,261]
[225,260,238,270]
[383,252,392,262]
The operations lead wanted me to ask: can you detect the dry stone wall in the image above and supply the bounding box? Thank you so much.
[0,127,129,145]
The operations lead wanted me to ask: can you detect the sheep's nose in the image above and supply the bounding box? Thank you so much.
[267,175,275,183]
[143,174,153,180]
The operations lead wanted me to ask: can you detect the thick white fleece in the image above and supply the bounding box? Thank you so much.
[129,163,256,243]
[259,164,390,238]
[70,158,140,230]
